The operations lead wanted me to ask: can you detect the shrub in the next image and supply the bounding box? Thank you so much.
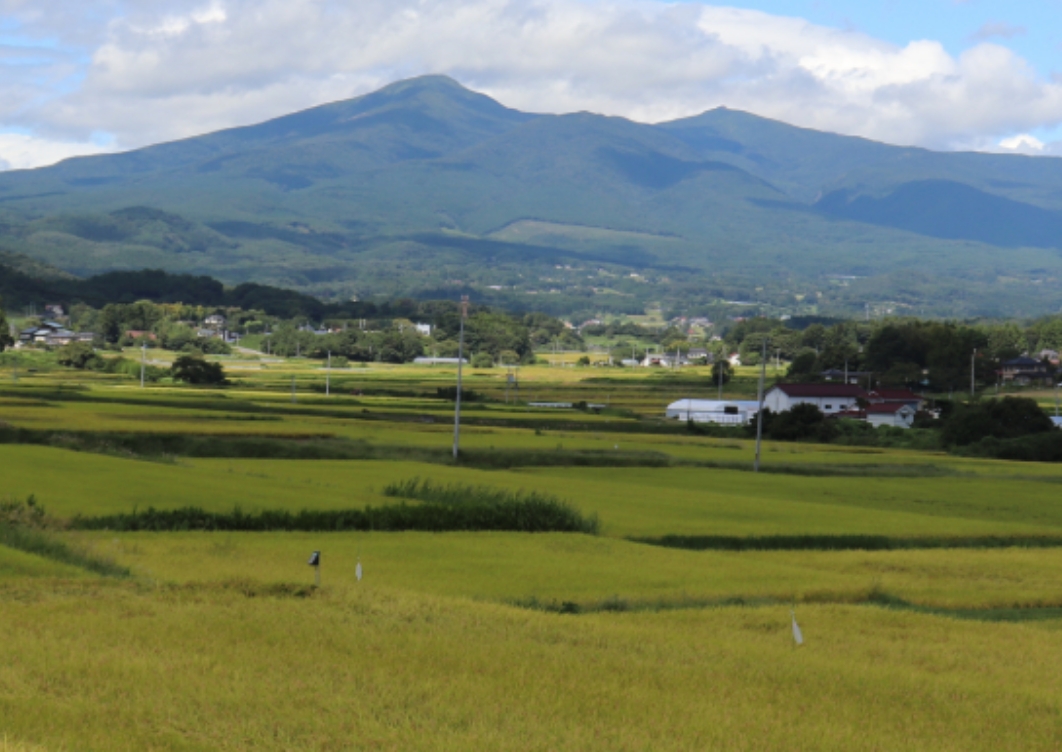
[172,354,228,385]
[472,352,494,368]
[942,397,1053,447]
[73,489,601,535]
[56,342,100,370]
[751,404,837,443]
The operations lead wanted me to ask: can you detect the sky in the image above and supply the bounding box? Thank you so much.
[2,0,1062,170]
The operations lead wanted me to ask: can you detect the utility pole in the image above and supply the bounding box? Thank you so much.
[971,348,977,398]
[326,350,331,397]
[140,342,146,388]
[754,339,767,473]
[452,295,469,460]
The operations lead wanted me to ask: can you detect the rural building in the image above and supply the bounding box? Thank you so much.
[1001,356,1053,386]
[837,403,917,428]
[642,353,689,367]
[820,368,873,385]
[18,321,94,347]
[868,388,925,411]
[763,383,867,416]
[665,399,761,425]
[412,357,468,365]
[203,314,227,329]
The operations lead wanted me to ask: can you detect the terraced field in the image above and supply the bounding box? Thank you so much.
[2,359,1062,750]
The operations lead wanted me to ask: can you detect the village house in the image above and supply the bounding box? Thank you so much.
[868,388,925,411]
[836,403,918,429]
[1001,356,1053,386]
[820,368,873,385]
[763,383,868,416]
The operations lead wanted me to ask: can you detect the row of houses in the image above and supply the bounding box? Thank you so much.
[17,321,95,347]
[666,384,925,429]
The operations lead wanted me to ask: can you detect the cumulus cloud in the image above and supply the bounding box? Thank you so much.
[0,132,111,170]
[2,0,1062,168]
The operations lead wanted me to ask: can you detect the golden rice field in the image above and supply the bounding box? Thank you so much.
[2,359,1062,750]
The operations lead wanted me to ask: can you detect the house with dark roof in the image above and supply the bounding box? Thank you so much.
[837,403,917,429]
[820,368,872,385]
[868,388,925,411]
[1001,356,1053,386]
[763,383,868,416]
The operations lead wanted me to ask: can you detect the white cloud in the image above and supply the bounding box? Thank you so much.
[0,132,112,171]
[999,134,1045,152]
[3,0,1062,167]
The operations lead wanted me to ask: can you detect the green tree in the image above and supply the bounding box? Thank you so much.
[171,354,228,385]
[0,296,12,352]
[56,342,100,369]
[710,361,732,386]
[942,397,1053,447]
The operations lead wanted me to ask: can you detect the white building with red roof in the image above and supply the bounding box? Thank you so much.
[763,383,868,416]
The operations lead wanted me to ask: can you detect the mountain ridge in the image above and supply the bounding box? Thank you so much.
[3,75,1062,318]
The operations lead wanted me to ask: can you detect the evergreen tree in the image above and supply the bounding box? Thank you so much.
[0,296,13,352]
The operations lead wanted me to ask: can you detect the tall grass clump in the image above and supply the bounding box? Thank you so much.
[0,494,130,577]
[72,481,600,534]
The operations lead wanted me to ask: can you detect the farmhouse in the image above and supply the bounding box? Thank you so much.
[838,403,917,429]
[763,383,867,416]
[1001,356,1053,386]
[820,368,872,385]
[868,388,925,411]
[18,321,95,347]
[665,399,761,425]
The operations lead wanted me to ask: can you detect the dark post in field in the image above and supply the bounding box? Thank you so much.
[453,295,469,460]
[754,338,767,473]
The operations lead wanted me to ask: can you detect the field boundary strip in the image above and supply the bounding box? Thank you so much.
[631,534,1062,551]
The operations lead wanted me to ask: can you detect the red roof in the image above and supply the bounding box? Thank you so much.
[771,383,868,398]
[869,389,922,402]
[864,403,915,414]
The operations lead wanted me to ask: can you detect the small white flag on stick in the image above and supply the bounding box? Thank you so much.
[355,558,363,582]
[791,609,804,646]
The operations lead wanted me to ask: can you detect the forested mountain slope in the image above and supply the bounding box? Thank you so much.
[3,75,1062,318]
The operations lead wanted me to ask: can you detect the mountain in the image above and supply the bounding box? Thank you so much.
[3,75,1062,318]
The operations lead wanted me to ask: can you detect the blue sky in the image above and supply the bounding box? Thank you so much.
[2,0,1062,169]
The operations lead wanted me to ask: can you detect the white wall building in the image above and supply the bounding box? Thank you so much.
[863,403,916,428]
[762,384,868,416]
[666,399,761,425]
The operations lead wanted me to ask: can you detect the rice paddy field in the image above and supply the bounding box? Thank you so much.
[2,355,1062,750]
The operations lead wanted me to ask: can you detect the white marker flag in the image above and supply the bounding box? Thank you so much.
[356,559,363,582]
[791,610,804,646]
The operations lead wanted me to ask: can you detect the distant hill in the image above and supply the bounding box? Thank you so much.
[3,75,1062,318]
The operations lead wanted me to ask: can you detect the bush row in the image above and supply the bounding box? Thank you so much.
[72,498,600,534]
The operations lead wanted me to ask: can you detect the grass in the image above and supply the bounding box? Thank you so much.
[0,524,130,578]
[5,367,1062,749]
[74,531,1062,611]
[1,585,1062,750]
